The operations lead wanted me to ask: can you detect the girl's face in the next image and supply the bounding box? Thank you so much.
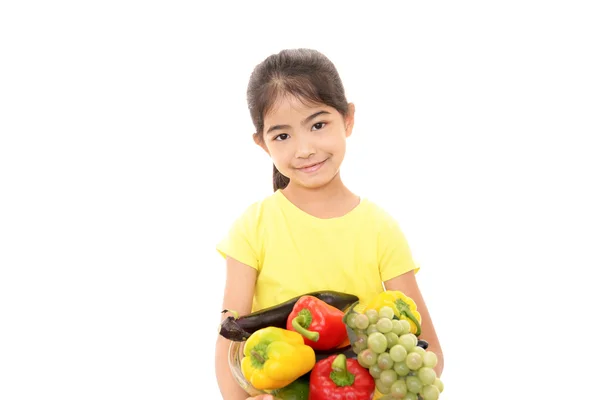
[257,95,355,190]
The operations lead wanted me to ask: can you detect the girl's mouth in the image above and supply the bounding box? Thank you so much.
[297,159,327,173]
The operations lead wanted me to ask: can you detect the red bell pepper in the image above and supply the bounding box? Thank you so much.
[309,354,375,400]
[286,295,348,351]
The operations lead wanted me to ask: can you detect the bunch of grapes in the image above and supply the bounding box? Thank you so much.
[345,306,444,400]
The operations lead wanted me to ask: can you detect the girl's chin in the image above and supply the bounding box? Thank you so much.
[292,173,339,190]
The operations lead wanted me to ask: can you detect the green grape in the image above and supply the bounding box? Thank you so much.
[421,384,440,400]
[390,379,408,398]
[376,318,393,333]
[391,319,403,335]
[434,378,444,393]
[354,328,367,336]
[365,308,380,324]
[368,332,388,353]
[352,333,368,354]
[393,361,410,376]
[398,334,417,352]
[406,376,423,393]
[358,349,377,368]
[404,393,418,400]
[398,320,411,334]
[376,378,391,394]
[354,314,370,330]
[357,355,369,369]
[412,346,426,357]
[369,364,382,379]
[377,352,394,370]
[378,306,395,320]
[406,352,423,370]
[379,369,397,386]
[367,324,379,335]
[389,344,407,362]
[345,313,357,329]
[417,367,436,385]
[423,351,438,368]
[384,332,399,348]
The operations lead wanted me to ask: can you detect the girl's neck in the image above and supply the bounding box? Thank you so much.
[281,175,360,219]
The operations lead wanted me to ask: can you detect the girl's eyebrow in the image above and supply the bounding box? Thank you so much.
[266,110,331,134]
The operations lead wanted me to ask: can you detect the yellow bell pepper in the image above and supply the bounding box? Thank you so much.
[363,291,422,336]
[241,326,316,390]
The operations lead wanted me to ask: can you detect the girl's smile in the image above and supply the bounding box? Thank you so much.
[295,158,328,173]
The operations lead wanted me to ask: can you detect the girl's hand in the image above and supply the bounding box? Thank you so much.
[246,395,277,400]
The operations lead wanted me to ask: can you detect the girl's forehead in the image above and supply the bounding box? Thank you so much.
[266,94,331,119]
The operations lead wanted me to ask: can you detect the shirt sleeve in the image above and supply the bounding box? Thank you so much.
[378,216,419,282]
[216,203,260,270]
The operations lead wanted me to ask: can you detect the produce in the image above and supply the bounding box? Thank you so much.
[309,354,375,400]
[345,301,444,400]
[314,344,356,363]
[241,326,316,390]
[229,289,444,399]
[286,295,349,351]
[361,290,422,335]
[219,290,359,341]
[271,377,310,400]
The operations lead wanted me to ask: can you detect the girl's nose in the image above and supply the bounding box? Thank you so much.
[295,138,316,159]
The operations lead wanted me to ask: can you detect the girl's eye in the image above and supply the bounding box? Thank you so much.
[274,133,289,141]
[312,122,327,131]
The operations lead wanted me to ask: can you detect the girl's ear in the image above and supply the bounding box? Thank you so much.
[253,133,270,154]
[345,103,356,138]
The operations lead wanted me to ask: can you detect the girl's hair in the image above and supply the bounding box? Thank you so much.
[247,48,349,191]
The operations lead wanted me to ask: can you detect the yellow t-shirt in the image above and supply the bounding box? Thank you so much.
[217,190,418,312]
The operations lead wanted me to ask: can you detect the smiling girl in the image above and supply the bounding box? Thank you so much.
[215,48,444,400]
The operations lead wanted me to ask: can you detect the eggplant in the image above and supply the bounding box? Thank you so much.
[417,339,429,350]
[219,290,359,341]
[315,344,354,362]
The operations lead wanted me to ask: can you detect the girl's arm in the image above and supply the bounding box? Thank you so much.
[384,270,445,377]
[215,256,258,400]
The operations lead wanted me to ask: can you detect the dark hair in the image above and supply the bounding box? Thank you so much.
[247,48,349,191]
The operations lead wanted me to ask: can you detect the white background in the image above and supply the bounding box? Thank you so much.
[1,1,599,399]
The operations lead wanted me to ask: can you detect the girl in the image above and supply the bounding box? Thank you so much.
[215,48,444,400]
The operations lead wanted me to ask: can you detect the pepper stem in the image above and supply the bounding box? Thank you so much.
[291,317,320,342]
[291,308,320,342]
[329,354,355,387]
[250,349,265,364]
[395,299,422,336]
